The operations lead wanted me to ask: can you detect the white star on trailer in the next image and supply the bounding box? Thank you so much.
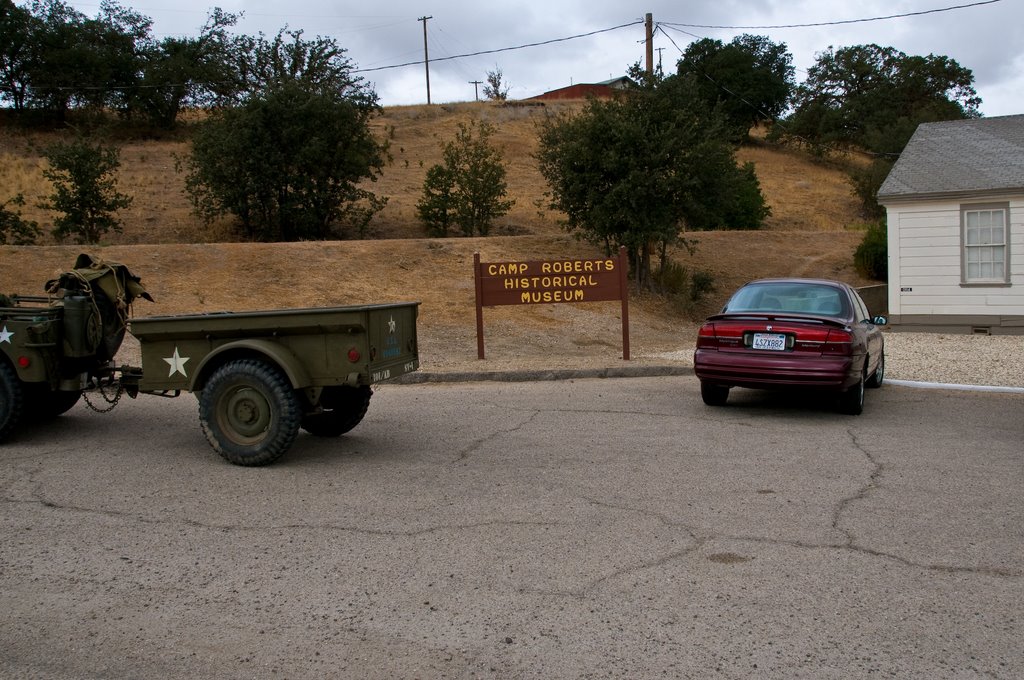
[163,347,190,377]
[388,315,396,333]
[0,326,12,343]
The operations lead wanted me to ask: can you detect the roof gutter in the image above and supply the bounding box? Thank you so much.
[877,187,1024,206]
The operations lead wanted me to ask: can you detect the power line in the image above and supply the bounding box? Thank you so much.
[660,0,1002,30]
[430,25,484,83]
[353,20,643,74]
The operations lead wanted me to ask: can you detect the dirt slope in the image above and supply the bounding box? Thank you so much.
[0,102,874,368]
[0,230,869,371]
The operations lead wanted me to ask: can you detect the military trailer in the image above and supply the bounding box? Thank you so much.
[0,255,420,466]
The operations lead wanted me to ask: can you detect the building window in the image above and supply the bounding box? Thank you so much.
[961,203,1009,284]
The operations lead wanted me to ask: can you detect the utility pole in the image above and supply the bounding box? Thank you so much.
[656,47,665,73]
[643,13,654,289]
[645,13,653,76]
[469,80,483,101]
[419,16,432,104]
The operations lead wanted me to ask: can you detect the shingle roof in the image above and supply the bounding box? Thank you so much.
[877,114,1024,201]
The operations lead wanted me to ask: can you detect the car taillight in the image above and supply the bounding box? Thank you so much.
[697,323,718,349]
[700,321,724,348]
[822,328,853,355]
[791,327,830,351]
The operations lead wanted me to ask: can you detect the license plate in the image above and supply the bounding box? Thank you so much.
[752,332,786,351]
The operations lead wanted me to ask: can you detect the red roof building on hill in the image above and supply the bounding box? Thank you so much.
[527,76,634,101]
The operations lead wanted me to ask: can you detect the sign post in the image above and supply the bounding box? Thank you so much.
[474,246,630,360]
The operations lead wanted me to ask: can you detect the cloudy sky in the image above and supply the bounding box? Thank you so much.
[64,0,1022,116]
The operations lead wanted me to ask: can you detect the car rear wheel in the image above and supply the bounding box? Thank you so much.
[0,362,25,443]
[23,384,81,420]
[838,371,865,415]
[866,352,885,388]
[700,381,730,406]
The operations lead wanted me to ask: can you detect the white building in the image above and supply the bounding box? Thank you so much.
[878,115,1024,334]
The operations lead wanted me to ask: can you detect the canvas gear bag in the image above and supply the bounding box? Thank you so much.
[45,254,153,361]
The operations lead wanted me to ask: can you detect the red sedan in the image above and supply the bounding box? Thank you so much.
[693,278,886,414]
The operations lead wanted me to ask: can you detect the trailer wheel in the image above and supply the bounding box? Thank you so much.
[301,385,373,437]
[199,359,301,466]
[0,362,25,443]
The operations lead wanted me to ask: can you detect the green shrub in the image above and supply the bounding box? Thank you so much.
[40,139,132,244]
[1,195,41,245]
[854,221,888,280]
[417,120,514,237]
[653,259,715,313]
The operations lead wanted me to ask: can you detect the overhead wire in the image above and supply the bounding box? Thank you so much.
[655,1,1003,158]
[427,23,486,89]
[8,1,1000,117]
[352,20,643,74]
[659,0,1002,30]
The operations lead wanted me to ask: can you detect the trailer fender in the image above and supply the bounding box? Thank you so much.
[192,339,313,392]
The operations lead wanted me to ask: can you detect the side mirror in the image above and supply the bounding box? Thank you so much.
[872,315,887,326]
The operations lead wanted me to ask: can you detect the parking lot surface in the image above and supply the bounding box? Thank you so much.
[1,377,1021,678]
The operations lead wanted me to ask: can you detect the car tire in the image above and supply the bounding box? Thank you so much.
[838,371,865,415]
[700,381,730,406]
[23,384,81,420]
[0,362,25,443]
[866,352,885,388]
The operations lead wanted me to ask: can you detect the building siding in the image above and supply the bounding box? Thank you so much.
[886,196,1024,329]
[877,115,1024,332]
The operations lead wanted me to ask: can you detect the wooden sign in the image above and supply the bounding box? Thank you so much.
[474,246,630,360]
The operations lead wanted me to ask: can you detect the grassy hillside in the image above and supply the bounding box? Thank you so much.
[1,101,866,245]
[0,102,876,360]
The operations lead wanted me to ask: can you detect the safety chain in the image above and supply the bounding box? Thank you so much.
[82,378,124,414]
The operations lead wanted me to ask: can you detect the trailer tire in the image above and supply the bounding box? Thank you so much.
[301,385,372,437]
[0,362,25,443]
[199,359,301,466]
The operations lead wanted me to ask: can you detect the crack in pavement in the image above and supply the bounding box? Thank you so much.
[450,408,542,462]
[5,494,559,538]
[832,427,884,548]
[561,462,1023,596]
[7,423,1018,590]
[830,427,1020,578]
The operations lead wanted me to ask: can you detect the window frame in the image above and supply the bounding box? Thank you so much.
[960,202,1011,287]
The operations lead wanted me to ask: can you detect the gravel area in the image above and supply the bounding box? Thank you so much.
[880,332,1024,388]
[645,331,1024,388]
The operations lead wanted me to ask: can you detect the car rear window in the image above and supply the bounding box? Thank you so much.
[725,283,848,317]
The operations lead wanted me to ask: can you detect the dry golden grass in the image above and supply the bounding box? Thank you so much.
[2,101,868,244]
[0,102,876,366]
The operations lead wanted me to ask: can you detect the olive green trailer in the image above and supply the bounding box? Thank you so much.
[1,255,420,466]
[128,303,420,465]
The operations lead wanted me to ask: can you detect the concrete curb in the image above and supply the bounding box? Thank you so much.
[394,364,693,384]
[395,368,1024,393]
[886,378,1024,394]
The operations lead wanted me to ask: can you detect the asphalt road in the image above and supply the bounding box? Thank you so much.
[1,377,1021,679]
